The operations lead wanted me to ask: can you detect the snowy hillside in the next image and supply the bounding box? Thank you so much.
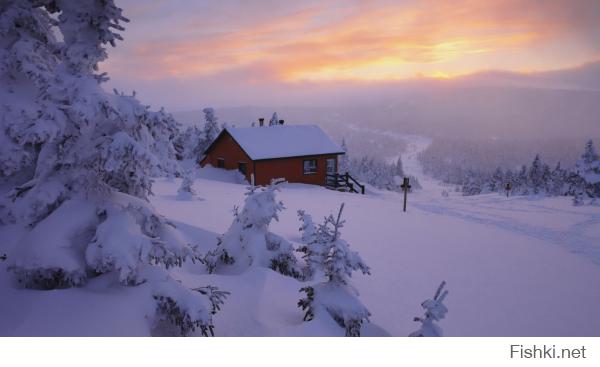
[2,159,599,336]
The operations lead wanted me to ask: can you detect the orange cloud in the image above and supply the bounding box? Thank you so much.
[103,0,600,83]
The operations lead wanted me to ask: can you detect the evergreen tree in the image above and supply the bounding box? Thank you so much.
[528,154,544,194]
[516,165,528,195]
[548,162,566,196]
[0,0,61,180]
[461,170,483,196]
[204,184,301,278]
[488,167,504,193]
[1,1,223,336]
[574,139,600,201]
[297,209,320,280]
[409,281,449,337]
[269,112,279,126]
[339,139,349,174]
[177,169,196,199]
[202,107,220,143]
[394,157,404,177]
[298,204,371,336]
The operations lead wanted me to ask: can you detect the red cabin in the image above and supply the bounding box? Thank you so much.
[200,124,345,187]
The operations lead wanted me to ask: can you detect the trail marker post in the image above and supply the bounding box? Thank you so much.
[504,182,512,198]
[401,177,411,212]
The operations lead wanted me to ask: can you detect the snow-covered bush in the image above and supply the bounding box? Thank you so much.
[409,281,449,337]
[204,184,301,278]
[297,204,371,336]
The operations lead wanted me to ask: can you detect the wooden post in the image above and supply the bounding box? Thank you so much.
[505,182,512,198]
[400,177,411,212]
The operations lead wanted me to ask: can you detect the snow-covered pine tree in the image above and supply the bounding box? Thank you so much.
[177,169,196,199]
[175,125,203,161]
[528,154,544,195]
[504,169,514,195]
[0,0,61,185]
[296,209,323,280]
[204,184,301,278]
[540,163,552,194]
[202,107,220,144]
[298,203,371,336]
[1,0,224,336]
[269,112,279,126]
[339,139,349,174]
[574,139,600,202]
[547,162,566,196]
[516,165,528,195]
[461,170,483,196]
[394,157,404,178]
[409,281,449,337]
[488,167,504,193]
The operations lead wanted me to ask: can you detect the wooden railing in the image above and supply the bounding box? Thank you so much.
[325,172,365,195]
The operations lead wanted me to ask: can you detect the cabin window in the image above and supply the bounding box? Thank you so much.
[238,162,247,176]
[217,158,225,168]
[303,159,317,175]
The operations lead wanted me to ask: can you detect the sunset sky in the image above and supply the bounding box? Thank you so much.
[102,0,600,109]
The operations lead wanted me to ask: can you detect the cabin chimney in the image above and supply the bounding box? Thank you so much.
[279,119,284,125]
[259,118,264,127]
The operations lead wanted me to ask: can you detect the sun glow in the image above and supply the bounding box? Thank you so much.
[104,1,600,84]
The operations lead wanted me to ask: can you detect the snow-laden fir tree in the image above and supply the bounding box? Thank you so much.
[548,162,567,196]
[488,167,504,193]
[174,107,221,163]
[204,184,301,278]
[0,0,60,183]
[394,157,404,178]
[269,112,279,126]
[516,165,529,195]
[461,169,483,196]
[528,154,545,195]
[296,209,320,280]
[175,125,203,161]
[338,139,349,174]
[202,107,220,143]
[409,281,449,337]
[0,0,224,336]
[177,169,196,199]
[297,203,371,336]
[574,139,600,203]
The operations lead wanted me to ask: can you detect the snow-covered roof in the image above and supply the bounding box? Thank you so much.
[221,125,345,160]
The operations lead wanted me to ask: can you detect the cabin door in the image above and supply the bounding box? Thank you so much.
[326,158,336,175]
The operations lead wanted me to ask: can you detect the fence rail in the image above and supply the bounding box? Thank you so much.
[325,172,365,195]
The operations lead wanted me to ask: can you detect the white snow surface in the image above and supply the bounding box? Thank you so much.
[225,125,345,160]
[1,138,600,336]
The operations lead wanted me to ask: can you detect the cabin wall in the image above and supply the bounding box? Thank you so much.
[254,154,338,186]
[200,133,254,183]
